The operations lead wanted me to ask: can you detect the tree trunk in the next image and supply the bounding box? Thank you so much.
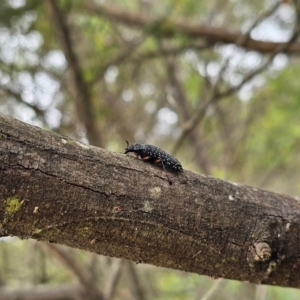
[1,113,300,288]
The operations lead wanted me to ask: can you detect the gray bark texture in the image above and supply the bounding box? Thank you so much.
[1,113,300,288]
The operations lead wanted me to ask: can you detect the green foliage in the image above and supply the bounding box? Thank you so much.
[240,66,300,192]
[0,239,71,285]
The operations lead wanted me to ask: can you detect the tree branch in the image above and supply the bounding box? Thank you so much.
[1,113,300,288]
[171,1,299,155]
[86,2,300,54]
[164,58,212,174]
[123,261,146,300]
[41,243,103,300]
[0,284,80,300]
[46,0,103,147]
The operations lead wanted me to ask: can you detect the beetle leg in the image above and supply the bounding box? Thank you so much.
[142,156,151,161]
[159,159,172,185]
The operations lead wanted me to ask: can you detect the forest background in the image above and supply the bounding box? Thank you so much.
[0,0,300,299]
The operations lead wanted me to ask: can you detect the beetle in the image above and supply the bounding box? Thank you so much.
[124,141,183,184]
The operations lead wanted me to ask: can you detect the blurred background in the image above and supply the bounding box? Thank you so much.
[1,0,300,299]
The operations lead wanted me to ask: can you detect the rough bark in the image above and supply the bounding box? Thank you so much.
[1,113,300,288]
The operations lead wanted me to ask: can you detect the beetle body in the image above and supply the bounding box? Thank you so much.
[124,141,183,184]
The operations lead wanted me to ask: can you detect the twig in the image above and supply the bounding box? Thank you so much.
[199,279,224,300]
[40,243,103,300]
[0,284,81,300]
[86,1,300,54]
[165,58,212,174]
[0,85,45,118]
[171,2,291,155]
[133,43,209,63]
[218,26,300,99]
[46,0,103,147]
[90,37,145,85]
[104,259,124,300]
[124,261,146,300]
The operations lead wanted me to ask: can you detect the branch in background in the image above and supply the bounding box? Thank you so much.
[217,12,300,99]
[179,1,284,172]
[41,243,103,300]
[91,36,145,85]
[0,85,46,120]
[124,261,146,300]
[171,92,216,155]
[84,253,99,287]
[213,1,282,97]
[171,2,293,155]
[236,1,282,45]
[164,59,212,174]
[103,259,123,300]
[199,279,225,300]
[86,1,300,54]
[254,285,268,300]
[135,43,209,62]
[46,0,103,147]
[0,284,81,300]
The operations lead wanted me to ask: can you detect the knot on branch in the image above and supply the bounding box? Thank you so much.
[254,242,272,262]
